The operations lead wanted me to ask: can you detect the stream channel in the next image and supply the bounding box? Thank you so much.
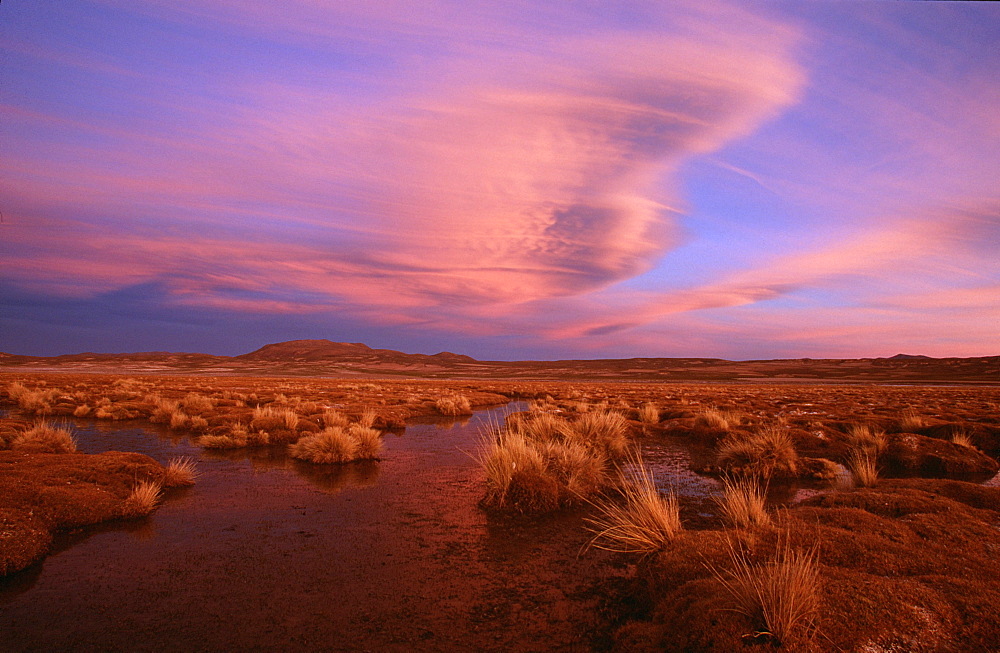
[0,402,717,652]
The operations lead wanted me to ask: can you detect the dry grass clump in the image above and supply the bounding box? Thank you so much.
[951,428,976,449]
[637,402,660,425]
[568,410,630,457]
[478,409,634,512]
[846,448,878,487]
[511,411,570,442]
[435,395,473,416]
[73,404,91,417]
[6,382,57,415]
[716,426,799,478]
[478,430,559,513]
[709,537,821,647]
[251,405,299,432]
[846,422,888,454]
[696,408,741,430]
[542,439,608,499]
[181,392,215,414]
[289,425,382,464]
[899,408,927,432]
[162,457,198,487]
[122,480,162,517]
[199,423,269,449]
[356,407,378,428]
[321,409,350,429]
[716,476,770,528]
[585,457,681,554]
[10,421,78,454]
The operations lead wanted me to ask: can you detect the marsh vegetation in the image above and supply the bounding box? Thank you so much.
[2,374,1000,651]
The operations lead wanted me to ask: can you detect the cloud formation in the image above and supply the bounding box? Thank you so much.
[1,1,997,358]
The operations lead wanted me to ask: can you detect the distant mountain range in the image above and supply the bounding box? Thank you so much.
[0,339,997,383]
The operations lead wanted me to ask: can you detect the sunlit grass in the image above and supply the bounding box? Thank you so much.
[585,456,681,554]
[709,537,821,647]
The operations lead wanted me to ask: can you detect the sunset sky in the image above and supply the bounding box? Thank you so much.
[2,1,998,360]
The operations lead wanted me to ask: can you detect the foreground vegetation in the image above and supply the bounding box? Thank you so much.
[2,373,1000,650]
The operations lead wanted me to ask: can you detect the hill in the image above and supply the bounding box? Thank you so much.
[0,341,996,383]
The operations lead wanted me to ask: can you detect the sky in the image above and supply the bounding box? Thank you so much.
[1,1,998,361]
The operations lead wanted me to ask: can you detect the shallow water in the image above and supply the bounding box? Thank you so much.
[0,403,638,652]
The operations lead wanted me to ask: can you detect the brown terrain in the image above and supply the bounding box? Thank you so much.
[1,340,1000,651]
[1,338,997,382]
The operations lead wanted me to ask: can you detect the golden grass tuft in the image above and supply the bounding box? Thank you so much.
[251,405,299,432]
[542,439,608,501]
[162,457,198,487]
[181,392,215,414]
[289,425,383,464]
[477,430,559,513]
[73,404,91,417]
[321,409,350,429]
[717,426,799,478]
[585,457,682,554]
[696,407,740,430]
[510,411,570,442]
[846,422,888,455]
[123,480,162,517]
[716,475,770,529]
[899,408,927,432]
[434,395,473,416]
[709,537,821,647]
[637,402,660,425]
[357,407,378,428]
[11,421,78,454]
[568,410,630,457]
[951,428,976,449]
[846,448,878,487]
[349,425,384,459]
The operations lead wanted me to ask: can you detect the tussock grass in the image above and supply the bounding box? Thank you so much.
[478,430,558,513]
[569,410,630,457]
[951,428,976,449]
[11,421,78,454]
[162,457,198,487]
[321,409,350,429]
[477,409,634,512]
[846,422,887,454]
[585,457,681,554]
[181,392,215,414]
[716,476,770,528]
[542,439,608,499]
[510,411,569,442]
[846,448,878,487]
[637,402,660,425]
[289,425,382,464]
[349,425,383,459]
[251,405,299,432]
[123,480,162,517]
[168,409,190,430]
[696,408,741,430]
[717,426,799,478]
[709,537,821,647]
[357,407,378,428]
[899,408,927,432]
[435,395,473,416]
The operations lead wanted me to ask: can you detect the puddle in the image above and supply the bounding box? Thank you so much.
[0,402,628,652]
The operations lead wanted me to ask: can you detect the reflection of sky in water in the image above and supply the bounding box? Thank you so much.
[65,401,529,495]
